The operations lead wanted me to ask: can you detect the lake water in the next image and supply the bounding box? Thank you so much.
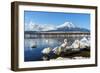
[24,37,89,62]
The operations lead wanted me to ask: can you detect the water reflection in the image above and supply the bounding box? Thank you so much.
[24,37,90,62]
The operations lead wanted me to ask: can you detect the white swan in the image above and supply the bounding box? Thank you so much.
[41,47,52,54]
[52,39,68,55]
[41,47,52,61]
[60,39,68,48]
[71,39,80,49]
[80,37,90,48]
[52,47,62,55]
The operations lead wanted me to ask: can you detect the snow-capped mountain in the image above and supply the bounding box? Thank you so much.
[25,21,55,31]
[47,22,90,32]
[57,22,76,29]
[25,21,90,32]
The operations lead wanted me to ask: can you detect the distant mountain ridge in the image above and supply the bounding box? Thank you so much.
[25,21,90,33]
[46,28,90,32]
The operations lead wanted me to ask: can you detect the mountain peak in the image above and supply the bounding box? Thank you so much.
[57,21,76,28]
[25,21,89,32]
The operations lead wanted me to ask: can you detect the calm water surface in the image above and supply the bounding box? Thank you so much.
[24,37,87,62]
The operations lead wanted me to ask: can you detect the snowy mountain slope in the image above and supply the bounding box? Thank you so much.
[25,21,90,32]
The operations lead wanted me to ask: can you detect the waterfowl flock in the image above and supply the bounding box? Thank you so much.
[41,37,90,61]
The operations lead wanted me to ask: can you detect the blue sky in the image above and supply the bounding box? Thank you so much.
[24,11,90,30]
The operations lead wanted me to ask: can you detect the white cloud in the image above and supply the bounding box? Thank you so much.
[41,24,56,31]
[25,21,78,31]
[25,21,56,31]
[25,21,36,31]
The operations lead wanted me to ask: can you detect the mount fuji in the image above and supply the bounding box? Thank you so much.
[25,21,90,33]
[46,22,90,32]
